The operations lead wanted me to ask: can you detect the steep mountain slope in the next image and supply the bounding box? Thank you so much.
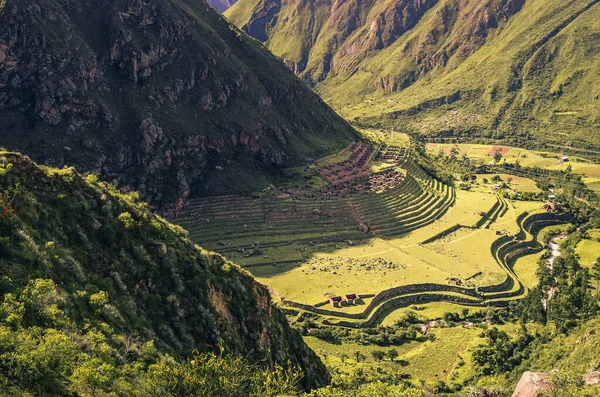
[227,0,600,153]
[0,151,329,394]
[0,0,357,214]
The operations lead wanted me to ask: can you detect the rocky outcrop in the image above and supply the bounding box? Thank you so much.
[585,372,600,386]
[512,372,551,397]
[0,0,356,213]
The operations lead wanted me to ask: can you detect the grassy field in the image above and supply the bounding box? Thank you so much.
[248,191,540,304]
[575,234,600,269]
[380,303,486,327]
[428,143,600,178]
[476,174,542,193]
[305,323,526,386]
[177,139,591,328]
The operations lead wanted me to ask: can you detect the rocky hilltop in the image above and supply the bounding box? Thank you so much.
[0,151,329,393]
[227,0,600,153]
[0,0,357,214]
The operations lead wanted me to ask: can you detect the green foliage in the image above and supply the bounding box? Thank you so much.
[385,349,398,362]
[472,327,534,376]
[0,154,329,394]
[541,371,585,397]
[147,350,301,397]
[307,381,425,397]
[118,212,136,229]
[304,323,420,347]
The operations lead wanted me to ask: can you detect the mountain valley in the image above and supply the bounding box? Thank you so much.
[1,0,600,395]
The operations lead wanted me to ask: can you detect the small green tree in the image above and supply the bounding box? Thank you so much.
[462,308,470,318]
[353,351,365,362]
[371,350,385,362]
[386,349,399,362]
[493,149,503,164]
[593,258,600,296]
[118,212,136,229]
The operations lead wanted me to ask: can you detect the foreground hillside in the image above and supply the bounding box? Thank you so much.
[226,0,600,154]
[0,0,357,213]
[0,151,328,395]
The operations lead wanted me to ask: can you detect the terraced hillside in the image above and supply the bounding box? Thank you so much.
[293,211,575,328]
[226,0,600,154]
[174,149,454,266]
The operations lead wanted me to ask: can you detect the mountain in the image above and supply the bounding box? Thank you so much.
[226,0,600,153]
[0,150,328,394]
[0,0,357,214]
[207,0,239,12]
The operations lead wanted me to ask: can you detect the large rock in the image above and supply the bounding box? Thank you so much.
[512,372,551,397]
[584,372,600,386]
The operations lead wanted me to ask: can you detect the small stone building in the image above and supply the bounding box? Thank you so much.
[328,296,343,307]
[343,293,360,305]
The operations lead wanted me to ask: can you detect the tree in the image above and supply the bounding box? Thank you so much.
[354,351,365,362]
[593,258,600,296]
[493,149,503,164]
[482,178,489,184]
[462,308,470,318]
[507,177,513,185]
[450,146,460,160]
[371,350,385,362]
[386,349,399,362]
[492,175,502,182]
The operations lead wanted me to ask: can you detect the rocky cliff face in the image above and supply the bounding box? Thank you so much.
[0,0,357,214]
[227,0,524,88]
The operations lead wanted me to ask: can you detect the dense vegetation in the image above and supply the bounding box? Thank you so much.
[0,151,329,395]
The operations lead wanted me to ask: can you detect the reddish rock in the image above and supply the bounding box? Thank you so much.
[512,372,550,397]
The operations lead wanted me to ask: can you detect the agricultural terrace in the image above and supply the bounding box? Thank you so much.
[175,138,575,325]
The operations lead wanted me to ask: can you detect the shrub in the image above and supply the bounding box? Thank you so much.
[118,212,136,229]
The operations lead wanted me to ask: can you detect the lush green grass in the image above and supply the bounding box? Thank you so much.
[575,234,600,268]
[246,191,538,304]
[306,325,485,385]
[477,174,542,193]
[380,304,486,327]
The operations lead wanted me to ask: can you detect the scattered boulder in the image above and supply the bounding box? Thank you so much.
[157,243,168,258]
[584,372,600,386]
[358,222,369,233]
